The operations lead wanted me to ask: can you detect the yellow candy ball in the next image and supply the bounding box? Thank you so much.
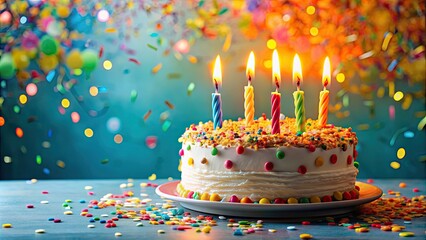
[200,193,210,201]
[39,55,58,73]
[310,196,321,203]
[259,198,270,204]
[209,193,221,202]
[287,197,298,204]
[333,191,343,201]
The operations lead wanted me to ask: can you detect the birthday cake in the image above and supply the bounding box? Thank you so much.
[177,118,359,204]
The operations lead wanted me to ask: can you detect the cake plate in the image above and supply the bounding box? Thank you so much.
[155,181,382,218]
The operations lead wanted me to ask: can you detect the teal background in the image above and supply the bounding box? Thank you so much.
[1,1,425,179]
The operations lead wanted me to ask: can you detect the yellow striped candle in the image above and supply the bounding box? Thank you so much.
[244,51,255,126]
[292,54,305,133]
[318,57,331,127]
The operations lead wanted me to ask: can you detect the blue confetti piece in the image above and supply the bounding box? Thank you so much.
[150,32,159,37]
[403,131,414,138]
[387,59,398,72]
[98,86,108,93]
[43,168,50,175]
[123,69,130,74]
[48,129,53,138]
[46,70,56,82]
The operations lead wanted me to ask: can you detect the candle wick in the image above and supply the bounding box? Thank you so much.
[296,76,301,90]
[214,79,219,93]
[248,74,252,85]
[274,76,280,90]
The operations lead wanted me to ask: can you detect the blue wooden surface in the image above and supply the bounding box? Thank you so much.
[0,179,425,239]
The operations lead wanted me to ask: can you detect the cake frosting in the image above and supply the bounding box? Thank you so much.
[177,117,359,204]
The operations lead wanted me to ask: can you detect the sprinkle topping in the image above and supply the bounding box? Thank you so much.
[179,118,357,150]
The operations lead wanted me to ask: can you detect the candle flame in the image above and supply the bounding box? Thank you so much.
[246,51,255,82]
[272,49,281,90]
[213,55,222,91]
[292,54,303,90]
[322,57,331,88]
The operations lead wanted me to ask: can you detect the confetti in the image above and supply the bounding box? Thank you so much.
[187,82,195,95]
[187,56,198,64]
[145,136,158,149]
[148,173,157,181]
[56,160,65,168]
[130,90,138,102]
[165,101,174,109]
[101,159,109,164]
[128,58,140,65]
[143,110,152,121]
[162,120,171,132]
[167,73,181,79]
[147,44,158,51]
[151,63,162,74]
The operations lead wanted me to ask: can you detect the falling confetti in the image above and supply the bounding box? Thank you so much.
[187,82,195,95]
[147,44,158,51]
[128,58,140,65]
[162,120,171,132]
[148,173,157,181]
[151,63,162,74]
[145,136,158,149]
[36,155,42,165]
[165,101,174,109]
[130,90,138,102]
[167,73,181,79]
[101,159,109,164]
[143,110,152,121]
[56,160,65,168]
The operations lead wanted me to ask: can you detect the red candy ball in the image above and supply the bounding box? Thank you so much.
[236,146,244,154]
[343,192,352,200]
[273,198,286,204]
[179,149,184,156]
[264,162,274,171]
[347,155,353,165]
[307,144,316,152]
[229,195,239,203]
[322,196,332,202]
[330,154,337,164]
[298,165,307,174]
[224,160,233,169]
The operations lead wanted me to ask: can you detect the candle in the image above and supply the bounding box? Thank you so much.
[244,51,255,126]
[318,57,331,127]
[212,55,223,129]
[271,49,281,134]
[292,54,306,133]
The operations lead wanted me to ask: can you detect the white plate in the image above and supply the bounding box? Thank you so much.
[155,181,382,218]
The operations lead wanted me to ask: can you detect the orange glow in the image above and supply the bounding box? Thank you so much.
[292,54,303,90]
[246,51,255,82]
[322,57,331,88]
[272,49,281,90]
[212,55,222,91]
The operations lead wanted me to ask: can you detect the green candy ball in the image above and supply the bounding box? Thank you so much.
[39,35,59,56]
[81,49,99,72]
[0,54,16,79]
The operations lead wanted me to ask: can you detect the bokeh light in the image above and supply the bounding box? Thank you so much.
[0,11,12,25]
[310,27,319,36]
[71,112,80,123]
[107,117,121,132]
[84,128,94,138]
[266,39,276,49]
[16,127,24,138]
[26,83,38,96]
[397,148,406,159]
[61,98,70,108]
[263,60,272,69]
[114,134,123,144]
[103,60,112,70]
[0,117,5,127]
[173,39,190,54]
[19,95,28,104]
[306,6,316,15]
[97,9,110,22]
[393,91,404,101]
[336,73,345,83]
[89,86,99,96]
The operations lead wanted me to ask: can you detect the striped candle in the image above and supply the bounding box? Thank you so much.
[293,54,306,133]
[212,55,223,129]
[271,50,281,134]
[318,57,331,127]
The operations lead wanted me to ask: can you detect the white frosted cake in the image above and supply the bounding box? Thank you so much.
[177,118,359,204]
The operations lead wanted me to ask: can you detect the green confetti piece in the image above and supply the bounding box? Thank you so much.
[147,44,157,51]
[343,95,349,107]
[13,105,20,113]
[162,120,171,132]
[130,90,138,103]
[101,159,109,164]
[198,0,205,7]
[56,84,66,94]
[36,155,42,165]
[219,8,228,15]
[187,82,195,96]
[167,73,181,79]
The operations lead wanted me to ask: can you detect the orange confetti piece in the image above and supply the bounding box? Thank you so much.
[222,32,232,52]
[165,100,174,109]
[129,58,140,65]
[105,28,117,33]
[143,110,152,121]
[16,127,23,138]
[188,55,198,64]
[152,63,162,74]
